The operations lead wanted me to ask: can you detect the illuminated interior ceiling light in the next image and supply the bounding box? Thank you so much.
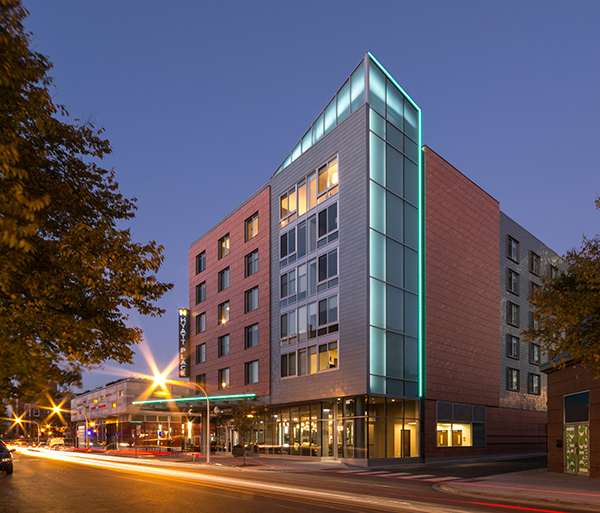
[331,172,338,184]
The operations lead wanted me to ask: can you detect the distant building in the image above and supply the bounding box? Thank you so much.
[542,358,598,478]
[185,53,563,464]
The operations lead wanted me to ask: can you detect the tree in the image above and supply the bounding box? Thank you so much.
[0,0,173,403]
[231,398,255,465]
[524,198,600,376]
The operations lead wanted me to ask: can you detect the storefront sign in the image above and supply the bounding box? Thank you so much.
[178,309,190,377]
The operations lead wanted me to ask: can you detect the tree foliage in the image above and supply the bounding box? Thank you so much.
[524,198,600,376]
[0,0,173,402]
[231,398,255,465]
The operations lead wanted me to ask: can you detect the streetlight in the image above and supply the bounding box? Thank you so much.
[151,374,210,464]
[15,418,41,444]
[78,409,90,449]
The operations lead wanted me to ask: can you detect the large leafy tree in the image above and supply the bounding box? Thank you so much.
[0,0,173,402]
[525,198,600,376]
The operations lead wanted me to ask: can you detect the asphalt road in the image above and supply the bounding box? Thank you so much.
[0,452,591,513]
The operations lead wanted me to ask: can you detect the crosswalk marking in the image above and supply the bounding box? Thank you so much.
[395,474,435,479]
[325,469,462,482]
[382,472,412,477]
[352,470,393,475]
[422,476,461,482]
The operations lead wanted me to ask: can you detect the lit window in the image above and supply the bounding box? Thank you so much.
[218,368,230,389]
[218,301,230,325]
[196,343,206,364]
[218,335,230,357]
[507,368,519,391]
[507,236,519,262]
[245,360,259,385]
[218,234,230,259]
[245,287,258,313]
[218,267,230,292]
[245,323,259,349]
[245,213,259,241]
[507,335,519,359]
[111,402,116,408]
[245,250,258,277]
[507,269,519,295]
[196,282,206,304]
[196,251,206,274]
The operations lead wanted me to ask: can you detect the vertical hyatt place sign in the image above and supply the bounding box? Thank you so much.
[178,309,190,378]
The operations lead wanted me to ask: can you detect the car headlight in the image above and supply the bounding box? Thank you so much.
[1,457,12,462]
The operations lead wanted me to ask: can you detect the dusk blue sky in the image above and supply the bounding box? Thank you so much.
[24,1,600,391]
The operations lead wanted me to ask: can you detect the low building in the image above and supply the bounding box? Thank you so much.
[542,358,599,478]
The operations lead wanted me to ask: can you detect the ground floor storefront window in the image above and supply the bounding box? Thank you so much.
[219,396,420,460]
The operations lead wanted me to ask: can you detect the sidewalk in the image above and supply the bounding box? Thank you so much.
[439,469,600,510]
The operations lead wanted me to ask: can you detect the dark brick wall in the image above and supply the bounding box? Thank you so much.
[546,363,599,479]
[188,186,271,399]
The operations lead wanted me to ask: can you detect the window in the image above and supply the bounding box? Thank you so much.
[195,282,206,304]
[529,312,539,331]
[195,374,206,392]
[245,250,258,277]
[245,323,259,349]
[245,213,258,241]
[316,295,338,336]
[218,301,230,325]
[195,312,206,334]
[196,343,206,364]
[317,202,338,242]
[279,342,339,376]
[507,302,519,327]
[530,281,539,298]
[245,360,259,385]
[218,368,230,389]
[218,234,230,259]
[245,287,258,313]
[280,311,297,345]
[564,392,590,423]
[218,334,230,357]
[119,390,123,397]
[280,228,296,260]
[112,402,116,408]
[507,368,519,391]
[218,267,230,292]
[33,409,39,417]
[318,248,338,289]
[280,186,297,220]
[436,402,486,447]
[530,251,540,275]
[280,269,296,302]
[196,251,206,274]
[281,353,297,378]
[317,157,339,197]
[530,343,541,365]
[528,373,540,395]
[507,335,519,359]
[507,236,519,262]
[550,265,559,279]
[507,269,519,295]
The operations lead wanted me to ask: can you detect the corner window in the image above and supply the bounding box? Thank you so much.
[245,360,259,385]
[507,236,519,262]
[507,368,519,391]
[218,368,230,389]
[507,302,519,327]
[218,267,230,292]
[507,269,519,295]
[245,250,258,277]
[218,334,230,357]
[245,213,259,241]
[196,343,206,364]
[530,251,541,275]
[196,251,206,274]
[218,234,230,259]
[528,373,540,395]
[195,282,206,305]
[195,312,206,334]
[218,301,230,325]
[245,323,259,349]
[245,287,258,313]
[507,335,519,359]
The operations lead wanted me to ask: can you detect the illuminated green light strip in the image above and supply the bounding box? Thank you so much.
[367,52,424,398]
[132,393,256,406]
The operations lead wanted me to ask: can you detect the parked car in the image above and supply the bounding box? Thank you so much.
[0,440,14,474]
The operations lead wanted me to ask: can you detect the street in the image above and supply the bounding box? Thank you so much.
[0,451,593,513]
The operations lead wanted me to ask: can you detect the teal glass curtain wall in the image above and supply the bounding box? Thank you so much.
[368,54,422,399]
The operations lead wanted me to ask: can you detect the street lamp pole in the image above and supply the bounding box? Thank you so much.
[16,419,41,444]
[79,409,89,449]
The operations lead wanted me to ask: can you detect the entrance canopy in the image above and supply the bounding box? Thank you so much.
[132,393,257,414]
